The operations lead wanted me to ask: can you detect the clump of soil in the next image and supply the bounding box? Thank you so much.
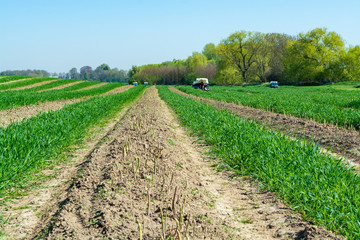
[171,88,360,166]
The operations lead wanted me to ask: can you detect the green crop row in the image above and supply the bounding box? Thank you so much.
[0,75,32,84]
[176,85,360,129]
[22,79,81,92]
[0,86,145,199]
[0,78,54,91]
[61,81,103,91]
[158,86,360,238]
[0,82,125,110]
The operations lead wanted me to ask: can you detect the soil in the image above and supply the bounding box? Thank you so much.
[1,87,340,239]
[1,80,57,91]
[38,82,84,92]
[100,85,133,96]
[171,88,360,167]
[73,82,107,91]
[0,98,87,128]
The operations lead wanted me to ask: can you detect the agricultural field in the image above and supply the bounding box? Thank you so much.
[1,78,360,239]
[176,83,360,129]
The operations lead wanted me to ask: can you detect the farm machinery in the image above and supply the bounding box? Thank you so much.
[192,78,209,91]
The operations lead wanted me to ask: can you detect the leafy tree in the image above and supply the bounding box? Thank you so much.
[342,45,360,81]
[284,28,346,83]
[217,31,265,82]
[202,43,219,63]
[186,52,207,73]
[69,68,79,79]
[265,33,294,82]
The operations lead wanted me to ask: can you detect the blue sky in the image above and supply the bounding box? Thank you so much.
[1,0,359,73]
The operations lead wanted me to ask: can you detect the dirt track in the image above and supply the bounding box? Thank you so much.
[171,88,360,166]
[2,87,335,239]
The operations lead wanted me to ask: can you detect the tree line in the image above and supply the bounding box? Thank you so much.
[62,64,129,83]
[131,28,360,85]
[0,69,50,78]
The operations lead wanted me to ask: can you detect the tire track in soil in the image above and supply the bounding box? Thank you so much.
[171,88,360,167]
[34,87,340,239]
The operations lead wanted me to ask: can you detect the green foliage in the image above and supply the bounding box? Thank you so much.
[176,85,360,130]
[284,28,347,83]
[0,86,145,198]
[157,86,360,238]
[342,45,360,81]
[202,43,219,63]
[186,52,208,73]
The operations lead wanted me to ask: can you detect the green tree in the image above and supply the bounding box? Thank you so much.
[202,43,219,63]
[284,28,346,83]
[217,31,265,82]
[342,45,360,81]
[186,52,207,73]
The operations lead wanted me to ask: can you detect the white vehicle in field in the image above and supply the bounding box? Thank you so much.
[192,78,209,91]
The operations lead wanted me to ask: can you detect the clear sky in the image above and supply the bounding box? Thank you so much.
[1,0,359,73]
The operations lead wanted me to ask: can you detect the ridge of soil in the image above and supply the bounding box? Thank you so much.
[1,80,57,91]
[1,94,141,239]
[171,88,360,166]
[38,81,83,92]
[73,82,107,91]
[29,87,340,239]
[0,98,87,128]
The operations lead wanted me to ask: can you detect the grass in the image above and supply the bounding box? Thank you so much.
[0,78,54,91]
[176,84,360,130]
[158,85,360,238]
[0,75,32,84]
[0,81,126,110]
[0,86,145,199]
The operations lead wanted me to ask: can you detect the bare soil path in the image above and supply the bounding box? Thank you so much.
[2,87,336,239]
[99,84,133,96]
[0,78,33,85]
[38,81,83,92]
[0,80,57,91]
[73,82,107,91]
[171,88,360,166]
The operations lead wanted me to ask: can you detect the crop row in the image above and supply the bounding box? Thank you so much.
[22,79,81,92]
[158,86,360,238]
[0,77,54,91]
[0,75,32,84]
[176,85,360,129]
[0,86,145,199]
[0,82,125,110]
